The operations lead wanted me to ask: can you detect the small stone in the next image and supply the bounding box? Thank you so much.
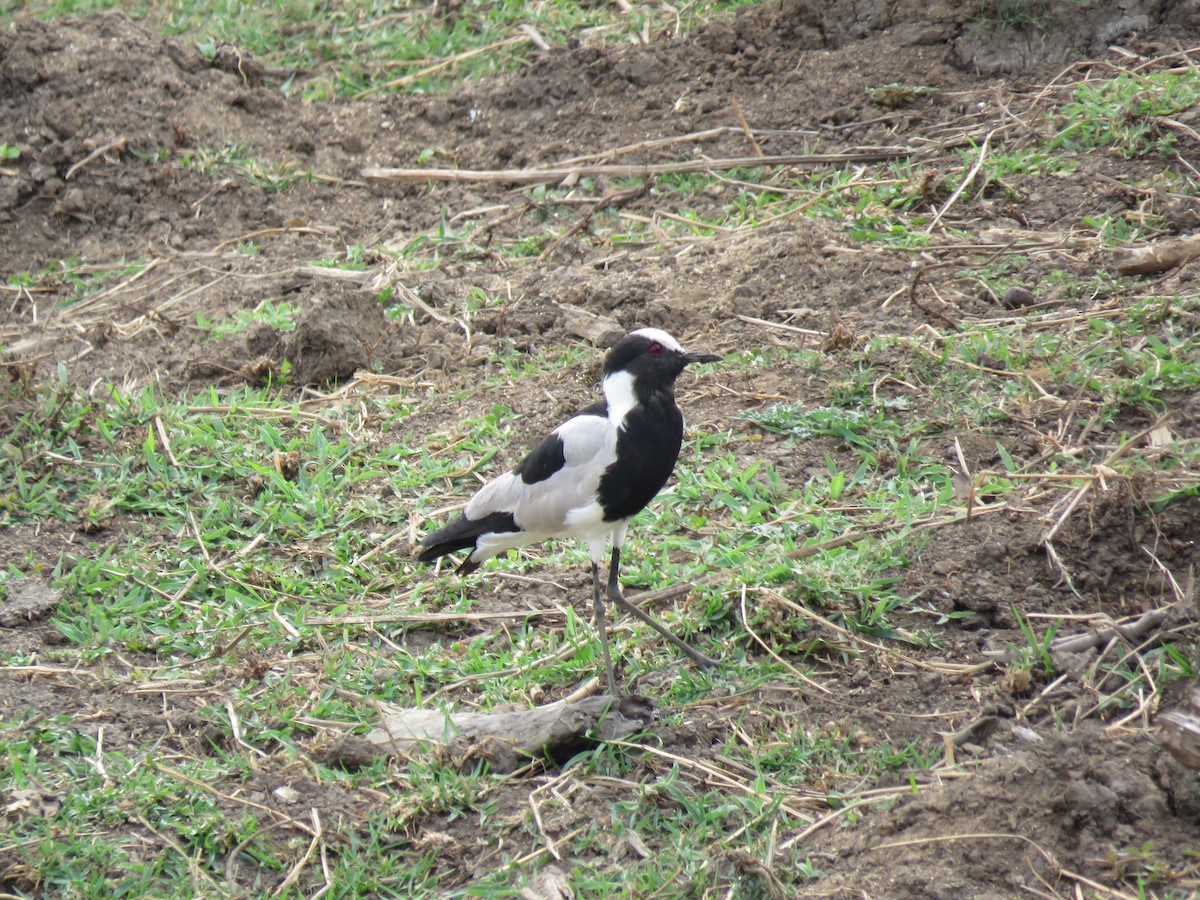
[1012,725,1043,743]
[1001,286,1035,309]
[59,187,87,212]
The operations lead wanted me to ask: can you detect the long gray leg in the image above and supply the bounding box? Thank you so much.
[591,561,617,695]
[606,547,719,670]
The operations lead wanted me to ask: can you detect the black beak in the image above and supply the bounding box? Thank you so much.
[682,350,722,365]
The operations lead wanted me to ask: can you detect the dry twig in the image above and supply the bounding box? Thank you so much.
[926,130,993,232]
[65,137,128,180]
[1110,232,1200,275]
[981,606,1174,665]
[362,149,910,186]
[353,35,529,97]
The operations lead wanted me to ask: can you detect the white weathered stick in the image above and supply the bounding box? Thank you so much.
[1111,233,1200,275]
[927,130,992,233]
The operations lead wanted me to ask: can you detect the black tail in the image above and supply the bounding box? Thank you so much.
[415,511,521,575]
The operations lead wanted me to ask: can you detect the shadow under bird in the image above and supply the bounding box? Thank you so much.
[414,327,722,694]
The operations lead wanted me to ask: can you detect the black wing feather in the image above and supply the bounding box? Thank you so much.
[513,433,566,485]
[512,398,608,485]
[416,510,520,574]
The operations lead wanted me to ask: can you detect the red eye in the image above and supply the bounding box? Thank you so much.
[649,342,664,356]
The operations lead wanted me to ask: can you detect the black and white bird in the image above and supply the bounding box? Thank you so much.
[415,327,722,694]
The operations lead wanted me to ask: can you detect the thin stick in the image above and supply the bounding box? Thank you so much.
[739,585,830,694]
[528,769,578,863]
[136,816,224,896]
[185,404,333,424]
[758,586,989,675]
[785,502,1011,561]
[520,24,550,51]
[354,35,528,97]
[272,808,323,897]
[871,832,1059,871]
[32,257,164,323]
[736,314,825,338]
[303,609,566,627]
[272,601,301,639]
[362,150,911,186]
[778,795,885,849]
[731,98,763,157]
[537,183,647,261]
[424,629,604,701]
[226,699,268,760]
[152,762,316,836]
[92,726,110,787]
[608,740,816,821]
[498,825,587,873]
[65,137,128,180]
[1043,415,1169,544]
[208,226,331,254]
[650,207,742,233]
[549,127,731,167]
[386,280,456,325]
[927,130,992,232]
[1060,869,1140,899]
[154,415,179,468]
[627,582,694,610]
[225,821,291,888]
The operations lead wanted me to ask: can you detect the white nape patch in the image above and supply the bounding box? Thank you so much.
[629,327,684,353]
[602,370,638,430]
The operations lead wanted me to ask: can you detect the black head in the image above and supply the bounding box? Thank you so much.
[602,328,722,388]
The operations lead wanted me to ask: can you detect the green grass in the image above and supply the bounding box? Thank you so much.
[3,0,765,97]
[6,256,151,308]
[973,0,1053,31]
[3,267,1198,897]
[1053,71,1200,159]
[3,3,1200,895]
[177,142,310,193]
[196,298,297,340]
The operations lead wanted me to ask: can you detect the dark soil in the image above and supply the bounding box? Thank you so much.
[3,2,1200,897]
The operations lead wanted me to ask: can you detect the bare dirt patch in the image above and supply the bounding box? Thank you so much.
[3,2,1200,897]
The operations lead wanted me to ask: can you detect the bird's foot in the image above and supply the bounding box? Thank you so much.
[608,588,720,671]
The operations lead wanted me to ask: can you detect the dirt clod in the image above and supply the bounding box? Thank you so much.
[0,579,61,627]
[284,286,390,385]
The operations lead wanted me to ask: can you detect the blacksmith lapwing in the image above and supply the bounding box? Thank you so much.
[415,328,722,693]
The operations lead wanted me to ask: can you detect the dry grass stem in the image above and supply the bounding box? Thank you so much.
[730,97,763,157]
[303,609,567,627]
[608,740,819,821]
[354,35,530,97]
[272,809,324,897]
[871,831,1060,871]
[739,585,831,694]
[926,130,993,232]
[362,149,910,186]
[65,137,128,180]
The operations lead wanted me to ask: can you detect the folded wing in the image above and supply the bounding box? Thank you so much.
[466,409,618,535]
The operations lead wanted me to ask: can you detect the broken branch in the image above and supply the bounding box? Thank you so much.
[1110,232,1200,275]
[362,150,911,187]
[981,606,1174,664]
